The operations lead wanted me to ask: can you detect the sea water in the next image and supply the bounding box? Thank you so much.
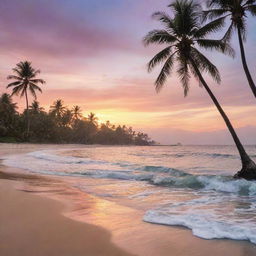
[3,145,256,244]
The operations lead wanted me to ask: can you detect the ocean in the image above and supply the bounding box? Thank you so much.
[3,145,256,244]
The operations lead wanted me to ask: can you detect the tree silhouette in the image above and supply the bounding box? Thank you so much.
[7,61,45,137]
[144,0,256,179]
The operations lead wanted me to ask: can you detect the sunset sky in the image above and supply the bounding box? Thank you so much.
[0,0,255,144]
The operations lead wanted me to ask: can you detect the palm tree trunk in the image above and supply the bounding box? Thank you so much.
[25,89,30,138]
[189,57,256,180]
[237,27,256,98]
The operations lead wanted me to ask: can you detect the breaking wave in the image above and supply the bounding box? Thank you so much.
[3,150,256,196]
[3,147,256,245]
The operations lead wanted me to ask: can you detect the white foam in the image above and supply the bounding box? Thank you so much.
[144,210,256,244]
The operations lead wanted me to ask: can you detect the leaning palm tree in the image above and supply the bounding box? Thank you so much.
[204,0,256,97]
[7,61,45,136]
[72,105,83,120]
[144,0,256,179]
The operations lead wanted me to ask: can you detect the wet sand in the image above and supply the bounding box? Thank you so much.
[0,178,135,256]
[1,143,256,256]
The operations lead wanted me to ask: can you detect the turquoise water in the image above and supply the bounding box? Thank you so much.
[3,145,256,244]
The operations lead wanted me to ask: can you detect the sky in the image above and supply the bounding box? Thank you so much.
[0,0,255,145]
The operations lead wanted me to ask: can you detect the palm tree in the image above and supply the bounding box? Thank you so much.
[6,61,45,136]
[144,0,256,179]
[29,100,44,114]
[50,99,66,118]
[204,0,256,97]
[87,112,98,126]
[72,105,83,120]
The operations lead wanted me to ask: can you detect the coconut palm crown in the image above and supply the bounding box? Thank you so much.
[87,112,98,126]
[7,61,45,100]
[50,99,66,118]
[72,105,83,120]
[143,0,234,95]
[29,100,44,114]
[204,0,256,97]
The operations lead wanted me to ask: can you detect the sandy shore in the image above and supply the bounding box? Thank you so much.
[0,178,135,256]
[1,143,256,256]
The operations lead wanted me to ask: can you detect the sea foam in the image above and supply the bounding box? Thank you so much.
[3,147,256,245]
[144,206,256,244]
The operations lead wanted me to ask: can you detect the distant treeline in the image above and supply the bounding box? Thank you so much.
[0,93,156,145]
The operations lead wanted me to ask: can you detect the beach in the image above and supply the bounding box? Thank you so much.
[0,178,137,256]
[1,143,256,256]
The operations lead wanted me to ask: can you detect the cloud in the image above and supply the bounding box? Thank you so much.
[0,0,136,62]
[0,0,255,144]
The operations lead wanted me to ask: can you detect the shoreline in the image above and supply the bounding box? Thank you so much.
[1,143,256,256]
[0,176,135,256]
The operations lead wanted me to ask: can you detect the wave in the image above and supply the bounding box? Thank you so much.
[73,170,154,181]
[143,204,256,244]
[55,169,256,196]
[141,166,188,176]
[28,150,107,165]
[3,150,256,196]
[152,174,256,195]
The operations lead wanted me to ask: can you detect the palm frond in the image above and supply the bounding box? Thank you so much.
[222,22,234,42]
[244,0,256,6]
[196,39,235,57]
[202,9,230,21]
[29,83,43,93]
[20,87,27,98]
[206,0,230,8]
[30,70,41,79]
[6,81,22,88]
[143,30,178,46]
[7,75,22,80]
[12,68,23,77]
[147,46,173,72]
[29,86,37,99]
[246,4,256,15]
[155,52,176,92]
[190,47,221,84]
[10,85,24,96]
[176,54,191,96]
[30,79,46,84]
[194,16,226,38]
[152,12,177,34]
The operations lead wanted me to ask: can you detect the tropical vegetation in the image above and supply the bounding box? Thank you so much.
[0,93,154,146]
